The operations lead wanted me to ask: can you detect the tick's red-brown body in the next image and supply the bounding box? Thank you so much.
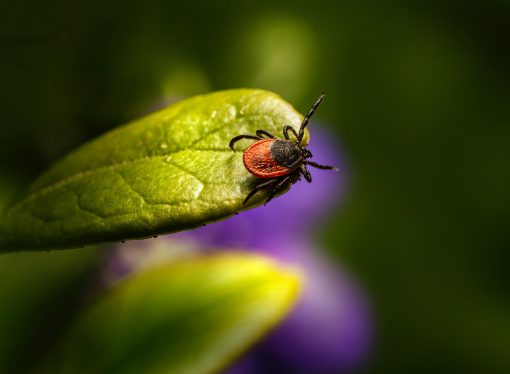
[243,139,301,178]
[229,93,335,205]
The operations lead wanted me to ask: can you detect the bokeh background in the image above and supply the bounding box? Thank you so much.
[1,0,510,373]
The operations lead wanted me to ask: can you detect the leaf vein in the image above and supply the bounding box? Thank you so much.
[11,150,233,212]
[116,170,148,205]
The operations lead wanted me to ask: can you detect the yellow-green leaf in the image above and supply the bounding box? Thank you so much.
[39,252,301,374]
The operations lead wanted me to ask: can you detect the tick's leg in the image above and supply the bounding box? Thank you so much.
[229,135,261,151]
[302,166,312,183]
[265,176,292,205]
[305,160,337,170]
[283,125,299,141]
[256,130,275,139]
[298,93,325,142]
[243,178,278,205]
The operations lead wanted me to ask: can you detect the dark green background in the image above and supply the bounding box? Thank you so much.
[1,1,509,372]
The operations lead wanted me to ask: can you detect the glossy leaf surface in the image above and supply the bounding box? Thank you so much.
[0,90,305,251]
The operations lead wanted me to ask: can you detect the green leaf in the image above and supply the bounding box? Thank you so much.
[0,89,306,251]
[38,252,301,374]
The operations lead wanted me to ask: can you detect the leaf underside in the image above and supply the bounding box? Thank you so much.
[0,89,307,251]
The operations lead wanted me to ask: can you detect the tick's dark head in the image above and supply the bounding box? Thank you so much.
[269,140,304,169]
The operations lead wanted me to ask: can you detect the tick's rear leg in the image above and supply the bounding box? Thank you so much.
[229,135,262,151]
[265,175,292,205]
[243,178,278,205]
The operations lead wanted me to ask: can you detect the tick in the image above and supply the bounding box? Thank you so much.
[229,93,336,205]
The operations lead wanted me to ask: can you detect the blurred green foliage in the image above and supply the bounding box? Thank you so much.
[0,247,299,373]
[1,0,509,372]
[0,247,102,372]
[37,253,300,374]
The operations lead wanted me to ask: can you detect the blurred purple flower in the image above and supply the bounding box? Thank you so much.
[224,238,372,374]
[106,127,372,373]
